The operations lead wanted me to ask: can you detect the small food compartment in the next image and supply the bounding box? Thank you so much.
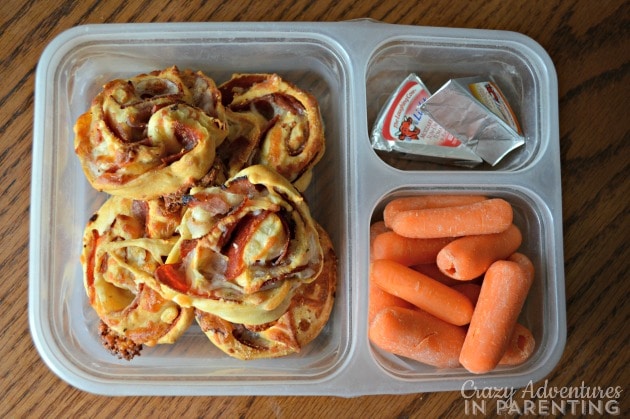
[366,36,547,171]
[367,187,563,385]
[30,24,352,395]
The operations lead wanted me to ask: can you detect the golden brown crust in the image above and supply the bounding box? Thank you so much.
[195,224,336,360]
[216,109,268,179]
[74,66,227,200]
[148,165,324,325]
[81,196,194,348]
[218,73,326,191]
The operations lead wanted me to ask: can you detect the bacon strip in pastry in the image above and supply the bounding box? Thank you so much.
[80,196,194,358]
[150,165,324,326]
[74,66,227,200]
[218,73,325,192]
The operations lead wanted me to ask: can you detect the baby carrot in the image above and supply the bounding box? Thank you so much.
[370,220,390,243]
[371,259,474,326]
[436,224,522,280]
[508,252,535,282]
[368,281,415,324]
[372,231,452,266]
[501,254,536,365]
[459,260,534,374]
[369,306,466,369]
[451,283,482,307]
[383,195,487,228]
[412,263,461,287]
[499,323,536,366]
[370,221,390,261]
[389,198,513,239]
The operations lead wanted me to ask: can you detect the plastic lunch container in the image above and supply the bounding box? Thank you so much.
[29,20,566,396]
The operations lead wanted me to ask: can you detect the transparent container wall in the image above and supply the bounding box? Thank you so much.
[46,34,352,384]
[366,38,541,171]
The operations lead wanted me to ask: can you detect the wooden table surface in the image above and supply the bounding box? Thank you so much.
[2,0,628,417]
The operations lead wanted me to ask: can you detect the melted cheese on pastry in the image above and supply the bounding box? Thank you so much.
[80,196,194,346]
[74,66,227,200]
[195,224,337,359]
[218,73,325,191]
[149,165,324,325]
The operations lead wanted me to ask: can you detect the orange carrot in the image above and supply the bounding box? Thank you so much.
[436,224,522,280]
[370,220,390,243]
[383,195,487,228]
[389,198,513,239]
[370,221,391,261]
[499,323,536,366]
[372,231,452,266]
[508,252,536,282]
[371,259,474,326]
[368,281,415,324]
[501,254,536,365]
[369,306,466,368]
[412,263,461,287]
[459,260,534,374]
[451,283,482,307]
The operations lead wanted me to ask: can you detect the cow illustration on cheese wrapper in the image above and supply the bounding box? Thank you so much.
[370,73,482,166]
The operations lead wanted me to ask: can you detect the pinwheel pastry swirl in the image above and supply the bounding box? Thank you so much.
[217,73,326,192]
[80,195,194,359]
[150,164,325,326]
[74,66,227,200]
[195,224,336,360]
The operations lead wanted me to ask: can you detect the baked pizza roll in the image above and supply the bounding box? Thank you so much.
[74,66,227,200]
[195,224,336,360]
[80,196,194,357]
[150,165,324,326]
[218,73,325,191]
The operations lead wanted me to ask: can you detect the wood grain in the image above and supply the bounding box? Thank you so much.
[1,0,628,417]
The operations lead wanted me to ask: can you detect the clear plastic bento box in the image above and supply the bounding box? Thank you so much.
[29,20,565,396]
